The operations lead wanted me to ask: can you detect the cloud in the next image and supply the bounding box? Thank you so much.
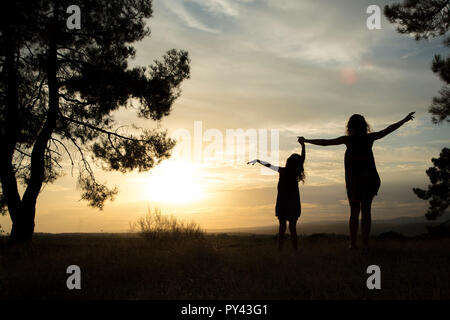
[192,0,239,17]
[159,0,240,34]
[160,0,220,33]
[229,0,379,65]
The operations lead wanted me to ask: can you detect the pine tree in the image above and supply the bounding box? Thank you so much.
[0,0,190,243]
[385,0,450,123]
[385,1,450,223]
[413,148,450,220]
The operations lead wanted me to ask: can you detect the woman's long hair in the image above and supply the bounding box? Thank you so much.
[285,153,305,182]
[346,114,371,136]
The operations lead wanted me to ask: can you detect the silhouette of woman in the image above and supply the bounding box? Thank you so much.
[248,141,306,251]
[298,112,415,249]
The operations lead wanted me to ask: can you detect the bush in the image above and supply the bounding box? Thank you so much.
[130,208,204,240]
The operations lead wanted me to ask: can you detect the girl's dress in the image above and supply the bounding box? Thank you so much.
[275,167,301,221]
[344,134,381,202]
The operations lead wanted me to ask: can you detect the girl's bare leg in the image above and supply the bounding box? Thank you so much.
[278,219,287,251]
[349,201,360,248]
[361,199,373,248]
[288,220,298,251]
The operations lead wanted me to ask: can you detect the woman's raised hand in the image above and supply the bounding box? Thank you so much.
[404,112,415,122]
[247,159,258,165]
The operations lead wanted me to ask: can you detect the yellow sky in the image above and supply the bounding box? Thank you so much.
[1,0,450,234]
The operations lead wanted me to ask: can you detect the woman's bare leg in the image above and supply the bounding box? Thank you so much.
[278,219,287,251]
[288,220,298,251]
[349,201,361,248]
[361,199,373,248]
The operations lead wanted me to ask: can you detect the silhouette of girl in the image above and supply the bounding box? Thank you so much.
[298,112,415,249]
[248,141,306,251]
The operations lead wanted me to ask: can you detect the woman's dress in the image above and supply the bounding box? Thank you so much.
[344,134,381,202]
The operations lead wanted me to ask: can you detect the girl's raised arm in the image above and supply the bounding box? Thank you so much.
[371,112,415,141]
[299,140,306,159]
[247,159,280,172]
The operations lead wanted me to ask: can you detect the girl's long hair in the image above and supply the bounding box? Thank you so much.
[285,153,305,182]
[346,114,371,136]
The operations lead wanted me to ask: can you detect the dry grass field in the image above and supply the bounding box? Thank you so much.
[1,232,449,300]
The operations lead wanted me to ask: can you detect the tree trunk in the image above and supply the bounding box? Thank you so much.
[9,4,60,244]
[3,3,60,245]
[8,205,36,244]
[0,4,24,245]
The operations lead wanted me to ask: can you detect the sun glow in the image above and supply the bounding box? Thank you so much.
[142,160,205,204]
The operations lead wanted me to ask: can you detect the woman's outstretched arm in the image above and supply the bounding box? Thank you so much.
[298,136,347,146]
[371,112,415,140]
[247,159,280,172]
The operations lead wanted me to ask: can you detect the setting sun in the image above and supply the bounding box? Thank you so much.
[141,160,205,204]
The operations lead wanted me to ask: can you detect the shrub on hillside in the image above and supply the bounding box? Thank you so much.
[130,208,204,240]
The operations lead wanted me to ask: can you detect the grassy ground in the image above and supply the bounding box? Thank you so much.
[0,233,449,300]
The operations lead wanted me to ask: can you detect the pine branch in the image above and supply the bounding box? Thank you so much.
[60,114,147,142]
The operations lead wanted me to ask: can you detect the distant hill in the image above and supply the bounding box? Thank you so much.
[29,216,446,238]
[206,216,443,236]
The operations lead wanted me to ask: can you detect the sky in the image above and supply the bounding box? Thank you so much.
[1,0,449,233]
